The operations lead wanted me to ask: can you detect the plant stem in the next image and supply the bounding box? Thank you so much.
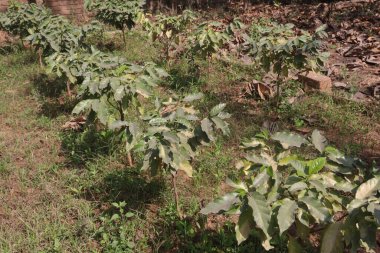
[276,73,282,107]
[117,101,134,167]
[172,172,183,219]
[38,49,43,67]
[127,152,134,167]
[121,27,126,49]
[66,81,72,97]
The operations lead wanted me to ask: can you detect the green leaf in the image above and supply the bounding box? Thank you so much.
[211,116,230,135]
[288,236,303,253]
[311,129,327,153]
[299,196,331,223]
[235,208,253,245]
[201,118,215,141]
[242,138,265,149]
[277,198,298,235]
[183,92,204,102]
[271,132,308,149]
[367,203,380,225]
[210,103,226,117]
[248,192,271,238]
[347,199,367,212]
[307,157,326,175]
[72,99,95,114]
[226,178,248,192]
[290,160,307,177]
[200,193,239,214]
[321,222,344,253]
[289,181,307,193]
[355,177,380,200]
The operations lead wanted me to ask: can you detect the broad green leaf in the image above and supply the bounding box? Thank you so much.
[347,199,367,212]
[211,116,230,135]
[235,208,253,244]
[311,129,327,153]
[321,222,344,253]
[307,157,326,175]
[300,196,331,223]
[271,132,308,149]
[241,138,265,148]
[72,99,95,114]
[226,178,248,192]
[277,198,298,235]
[367,203,380,225]
[201,118,215,141]
[183,92,204,102]
[210,103,226,117]
[278,154,298,166]
[290,160,307,177]
[200,193,239,214]
[246,153,273,167]
[325,146,354,168]
[248,192,271,238]
[289,181,307,193]
[252,171,270,188]
[355,177,380,200]
[288,236,302,253]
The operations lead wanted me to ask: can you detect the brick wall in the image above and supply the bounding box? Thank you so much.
[0,0,84,18]
[0,0,7,12]
[44,0,84,17]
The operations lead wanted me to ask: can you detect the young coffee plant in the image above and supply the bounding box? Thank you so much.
[188,21,230,60]
[184,19,244,75]
[244,22,330,100]
[45,47,118,96]
[201,130,379,252]
[72,57,168,165]
[26,17,100,66]
[0,2,51,39]
[112,94,231,218]
[85,0,145,47]
[142,10,196,61]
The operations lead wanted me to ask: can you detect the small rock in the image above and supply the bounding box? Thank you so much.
[352,91,370,102]
[298,72,332,92]
[333,81,348,89]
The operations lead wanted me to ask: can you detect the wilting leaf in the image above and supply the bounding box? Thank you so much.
[271,132,308,149]
[179,161,193,177]
[200,193,239,214]
[278,198,298,235]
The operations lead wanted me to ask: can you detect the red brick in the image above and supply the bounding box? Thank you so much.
[298,72,332,92]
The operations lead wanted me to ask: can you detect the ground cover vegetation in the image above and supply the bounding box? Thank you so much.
[0,0,379,252]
